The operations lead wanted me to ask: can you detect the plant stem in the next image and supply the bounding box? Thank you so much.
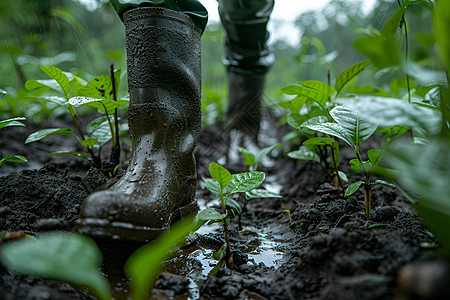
[398,0,411,103]
[364,185,371,219]
[329,142,344,190]
[109,64,121,166]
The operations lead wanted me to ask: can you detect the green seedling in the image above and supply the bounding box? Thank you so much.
[237,142,282,171]
[201,162,279,269]
[282,60,371,188]
[302,106,395,219]
[284,210,292,223]
[0,117,28,166]
[0,216,199,300]
[24,65,128,170]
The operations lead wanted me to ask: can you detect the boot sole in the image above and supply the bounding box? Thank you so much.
[76,200,198,243]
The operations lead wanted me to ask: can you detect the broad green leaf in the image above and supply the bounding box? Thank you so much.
[287,146,321,164]
[245,189,283,201]
[303,137,333,147]
[330,106,377,149]
[196,208,226,221]
[40,66,70,98]
[0,232,111,300]
[434,0,450,71]
[0,155,28,166]
[281,84,328,107]
[69,96,128,114]
[287,113,307,129]
[353,32,401,69]
[237,146,256,167]
[28,95,68,108]
[255,143,282,167]
[47,152,89,159]
[209,163,232,190]
[79,70,121,100]
[338,96,441,135]
[350,158,362,171]
[381,4,406,35]
[303,122,354,149]
[368,149,382,165]
[205,179,221,197]
[125,216,196,300]
[81,138,98,148]
[226,199,242,215]
[335,60,370,95]
[86,116,113,148]
[278,96,309,114]
[338,171,348,183]
[25,79,62,93]
[298,80,335,95]
[213,243,227,261]
[345,181,364,197]
[225,172,265,195]
[25,128,75,144]
[373,180,395,189]
[0,117,26,130]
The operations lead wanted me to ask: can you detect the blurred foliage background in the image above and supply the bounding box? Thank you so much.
[0,0,441,126]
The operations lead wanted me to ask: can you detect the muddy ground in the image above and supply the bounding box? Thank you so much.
[0,112,447,299]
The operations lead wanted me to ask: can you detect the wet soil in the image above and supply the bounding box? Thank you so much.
[0,114,446,299]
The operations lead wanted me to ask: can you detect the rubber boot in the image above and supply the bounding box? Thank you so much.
[76,7,202,243]
[226,71,265,164]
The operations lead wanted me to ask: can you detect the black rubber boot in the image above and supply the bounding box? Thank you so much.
[226,71,265,164]
[76,7,202,243]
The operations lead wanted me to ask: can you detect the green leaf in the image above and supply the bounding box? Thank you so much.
[279,96,309,114]
[226,199,242,215]
[303,122,353,149]
[299,80,335,96]
[373,180,395,189]
[25,79,62,93]
[287,146,321,163]
[47,152,89,159]
[197,208,227,221]
[209,163,232,190]
[86,116,113,148]
[338,171,348,184]
[237,146,256,167]
[245,189,283,201]
[0,117,26,130]
[281,83,329,108]
[125,216,196,300]
[286,113,308,129]
[213,243,227,261]
[205,179,221,197]
[225,172,265,196]
[345,181,364,197]
[79,71,121,100]
[338,96,441,135]
[368,149,382,165]
[303,137,334,147]
[0,155,28,166]
[434,0,450,70]
[0,232,111,300]
[81,138,98,148]
[69,96,128,114]
[25,128,75,144]
[353,32,401,69]
[335,60,370,95]
[40,66,70,99]
[29,95,68,108]
[350,158,362,171]
[255,143,282,167]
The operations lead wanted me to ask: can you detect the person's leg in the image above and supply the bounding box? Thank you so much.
[76,5,206,243]
[218,0,275,146]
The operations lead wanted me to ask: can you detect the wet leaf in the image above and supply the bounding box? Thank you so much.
[125,216,196,300]
[0,155,28,166]
[0,117,26,130]
[196,208,226,221]
[209,163,232,190]
[25,128,75,144]
[345,181,364,197]
[47,152,89,159]
[81,138,98,148]
[368,149,382,165]
[225,172,265,195]
[245,189,283,201]
[0,232,111,300]
[255,143,283,167]
[237,146,256,167]
[25,79,62,94]
[86,116,113,148]
[303,137,334,147]
[335,60,370,95]
[213,243,227,260]
[281,83,329,108]
[287,146,320,163]
[40,66,70,98]
[226,199,242,215]
[68,97,127,114]
[373,180,395,189]
[204,179,221,197]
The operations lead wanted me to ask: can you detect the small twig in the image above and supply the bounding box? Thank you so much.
[109,64,121,166]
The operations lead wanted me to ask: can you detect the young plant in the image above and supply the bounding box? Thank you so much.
[200,162,274,269]
[281,60,371,188]
[0,216,199,300]
[302,106,395,219]
[237,142,282,171]
[0,117,28,166]
[24,65,128,170]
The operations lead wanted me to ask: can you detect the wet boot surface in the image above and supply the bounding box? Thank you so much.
[0,110,443,299]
